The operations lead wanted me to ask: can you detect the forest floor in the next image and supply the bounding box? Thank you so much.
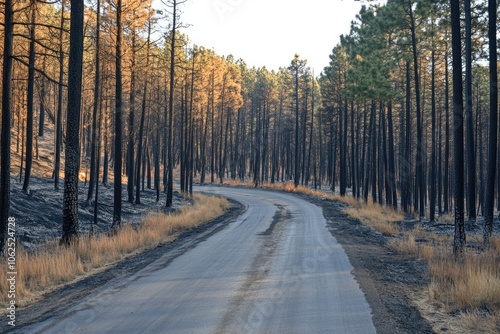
[10,175,186,252]
[9,123,190,251]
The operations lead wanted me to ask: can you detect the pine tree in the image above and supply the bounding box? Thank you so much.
[483,0,497,247]
[450,0,466,257]
[62,0,85,245]
[112,0,124,228]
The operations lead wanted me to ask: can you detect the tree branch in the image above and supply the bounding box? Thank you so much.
[12,56,66,87]
[13,33,61,54]
[13,21,70,34]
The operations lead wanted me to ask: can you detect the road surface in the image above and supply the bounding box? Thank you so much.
[20,186,376,334]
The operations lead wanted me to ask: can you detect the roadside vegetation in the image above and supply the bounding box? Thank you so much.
[0,194,230,309]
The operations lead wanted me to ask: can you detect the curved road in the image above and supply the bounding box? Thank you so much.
[21,187,376,334]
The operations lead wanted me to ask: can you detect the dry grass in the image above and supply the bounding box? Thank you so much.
[390,234,500,313]
[459,309,500,333]
[428,239,500,312]
[344,201,404,236]
[389,233,500,332]
[0,194,230,309]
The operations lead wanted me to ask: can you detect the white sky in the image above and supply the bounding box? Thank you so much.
[167,0,364,73]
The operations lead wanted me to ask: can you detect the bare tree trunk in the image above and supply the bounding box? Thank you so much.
[430,34,437,222]
[87,0,100,202]
[0,0,14,253]
[135,16,152,204]
[444,48,450,214]
[464,0,476,225]
[483,0,498,247]
[54,0,65,190]
[409,0,425,219]
[450,0,466,257]
[112,0,123,228]
[127,31,137,204]
[294,66,300,188]
[38,57,46,137]
[22,0,37,194]
[62,0,85,245]
[387,102,397,209]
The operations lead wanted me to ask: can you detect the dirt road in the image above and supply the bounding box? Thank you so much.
[18,187,375,334]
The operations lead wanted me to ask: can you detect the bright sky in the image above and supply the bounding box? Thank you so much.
[172,0,364,73]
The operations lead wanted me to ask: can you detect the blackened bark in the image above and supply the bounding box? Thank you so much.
[483,0,498,247]
[166,0,177,207]
[408,0,425,219]
[87,0,101,202]
[54,0,65,190]
[136,17,151,204]
[371,102,377,203]
[62,0,85,244]
[444,49,450,214]
[465,0,476,224]
[22,1,36,194]
[294,66,300,188]
[0,0,14,253]
[351,102,357,199]
[127,33,137,204]
[340,99,348,196]
[450,0,466,257]
[387,102,397,209]
[430,42,437,222]
[112,0,123,227]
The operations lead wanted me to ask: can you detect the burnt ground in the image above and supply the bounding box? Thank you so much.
[10,175,187,251]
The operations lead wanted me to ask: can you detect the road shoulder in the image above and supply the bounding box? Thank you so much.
[299,193,435,334]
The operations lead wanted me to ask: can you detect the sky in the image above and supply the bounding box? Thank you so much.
[167,0,365,73]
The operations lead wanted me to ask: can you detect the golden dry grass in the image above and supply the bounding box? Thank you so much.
[344,201,404,236]
[0,194,230,308]
[428,238,500,311]
[390,233,500,332]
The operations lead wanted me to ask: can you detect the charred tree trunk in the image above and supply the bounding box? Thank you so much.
[465,0,476,224]
[450,0,466,256]
[62,0,85,244]
[112,0,123,228]
[87,0,101,202]
[483,0,498,247]
[0,0,14,253]
[22,1,37,194]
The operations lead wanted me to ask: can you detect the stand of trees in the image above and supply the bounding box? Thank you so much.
[0,0,498,254]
